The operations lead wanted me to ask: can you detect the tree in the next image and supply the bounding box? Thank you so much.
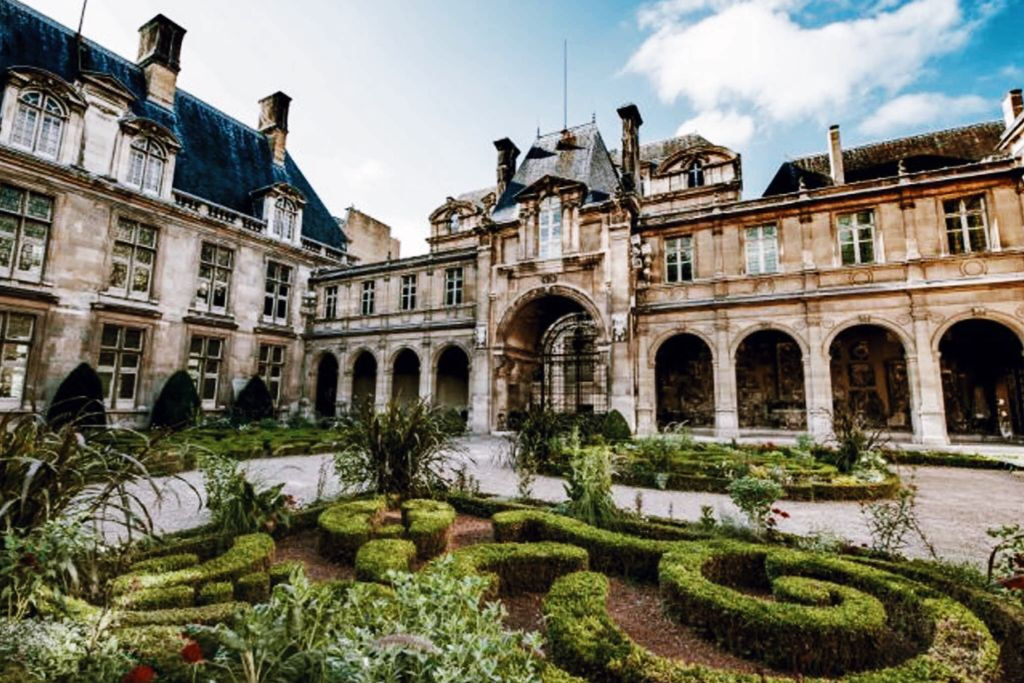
[150,370,201,430]
[46,362,106,430]
[230,376,275,424]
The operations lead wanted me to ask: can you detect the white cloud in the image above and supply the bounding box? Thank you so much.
[627,0,974,123]
[676,109,755,147]
[858,92,990,135]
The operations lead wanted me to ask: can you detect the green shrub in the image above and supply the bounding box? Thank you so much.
[355,539,416,583]
[230,376,275,424]
[268,561,302,587]
[448,541,588,596]
[374,523,404,539]
[129,552,199,574]
[401,498,456,558]
[727,475,784,532]
[602,410,632,442]
[235,571,270,603]
[117,601,248,627]
[45,363,106,429]
[198,451,293,536]
[559,441,621,528]
[197,581,234,605]
[114,584,194,610]
[317,497,386,562]
[150,370,201,431]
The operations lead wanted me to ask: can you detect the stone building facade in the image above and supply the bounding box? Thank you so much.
[310,92,1024,447]
[0,1,360,422]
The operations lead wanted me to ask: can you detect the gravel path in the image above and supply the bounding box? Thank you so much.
[134,435,1024,565]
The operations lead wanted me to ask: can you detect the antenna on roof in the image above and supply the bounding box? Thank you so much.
[563,39,568,130]
[75,0,88,74]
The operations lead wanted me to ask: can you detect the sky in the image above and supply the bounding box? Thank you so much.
[19,0,1024,255]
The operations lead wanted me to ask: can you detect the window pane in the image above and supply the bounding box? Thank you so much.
[201,243,215,263]
[202,378,217,400]
[144,157,163,193]
[98,351,116,367]
[128,150,145,186]
[123,328,142,349]
[0,216,16,236]
[0,186,24,213]
[840,242,855,265]
[0,237,12,271]
[118,372,136,400]
[948,230,965,255]
[137,226,156,247]
[968,228,987,253]
[120,352,139,369]
[11,106,38,149]
[6,314,33,341]
[207,339,222,357]
[859,240,874,263]
[37,116,62,158]
[216,248,232,268]
[26,194,52,221]
[116,220,135,242]
[212,285,227,308]
[101,324,120,347]
[98,372,113,401]
[189,337,203,355]
[964,196,983,212]
[131,266,151,293]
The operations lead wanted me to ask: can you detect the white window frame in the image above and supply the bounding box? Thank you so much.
[943,195,989,255]
[323,285,338,319]
[109,217,158,300]
[97,323,144,409]
[195,242,233,315]
[126,137,167,195]
[272,198,299,242]
[538,196,562,259]
[262,261,292,325]
[0,310,33,407]
[0,183,52,283]
[400,274,417,311]
[188,335,223,407]
[444,267,464,307]
[10,90,66,160]
[257,342,286,404]
[837,210,876,266]
[664,235,694,283]
[745,224,779,276]
[361,280,375,316]
[687,159,704,188]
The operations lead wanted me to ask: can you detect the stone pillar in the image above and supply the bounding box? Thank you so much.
[713,319,739,438]
[607,220,635,430]
[418,342,432,403]
[377,362,390,410]
[635,332,655,435]
[804,315,832,439]
[910,309,948,445]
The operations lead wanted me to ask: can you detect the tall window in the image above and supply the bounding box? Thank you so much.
[449,213,461,234]
[400,274,417,311]
[361,281,375,316]
[745,224,779,275]
[444,267,463,307]
[10,90,65,160]
[257,343,286,403]
[97,323,143,408]
[262,261,292,325]
[665,235,694,283]
[837,210,876,265]
[187,335,222,404]
[944,195,988,255]
[195,242,233,314]
[110,218,158,298]
[127,138,166,195]
[0,311,33,404]
[538,197,562,259]
[0,184,52,282]
[687,159,704,188]
[323,285,338,319]
[272,198,298,242]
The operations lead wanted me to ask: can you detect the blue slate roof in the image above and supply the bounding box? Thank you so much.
[0,0,345,249]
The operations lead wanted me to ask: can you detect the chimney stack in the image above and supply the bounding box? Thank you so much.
[1003,89,1023,128]
[259,92,291,165]
[828,124,845,185]
[493,138,520,198]
[137,15,185,109]
[617,103,643,192]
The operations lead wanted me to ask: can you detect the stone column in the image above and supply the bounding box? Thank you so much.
[635,331,655,435]
[607,219,635,430]
[377,360,390,410]
[713,318,739,438]
[804,315,832,439]
[418,341,432,403]
[470,238,493,433]
[910,308,948,445]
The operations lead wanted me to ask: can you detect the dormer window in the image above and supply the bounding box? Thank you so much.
[273,198,298,242]
[538,196,562,259]
[10,90,66,160]
[449,212,461,234]
[127,138,166,194]
[687,160,704,188]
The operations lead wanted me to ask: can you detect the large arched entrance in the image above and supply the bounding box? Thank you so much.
[435,345,469,410]
[351,350,377,408]
[939,319,1024,440]
[314,352,338,417]
[391,348,421,405]
[497,292,607,422]
[655,333,714,429]
[829,325,911,431]
[736,329,806,430]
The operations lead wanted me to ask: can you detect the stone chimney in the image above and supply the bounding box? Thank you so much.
[1003,89,1023,128]
[137,14,186,109]
[259,92,291,165]
[493,138,520,198]
[617,103,643,192]
[828,124,845,185]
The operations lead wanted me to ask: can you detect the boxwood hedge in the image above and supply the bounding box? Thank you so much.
[355,538,417,583]
[448,541,588,596]
[197,581,234,605]
[235,571,270,603]
[316,497,387,562]
[401,498,456,559]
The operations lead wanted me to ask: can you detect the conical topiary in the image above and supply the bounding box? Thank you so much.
[602,409,632,442]
[150,370,202,431]
[230,376,275,424]
[46,362,106,430]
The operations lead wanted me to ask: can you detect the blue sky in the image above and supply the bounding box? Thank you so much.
[21,0,1024,254]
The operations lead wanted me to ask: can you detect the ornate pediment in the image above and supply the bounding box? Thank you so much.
[119,115,181,151]
[5,66,85,110]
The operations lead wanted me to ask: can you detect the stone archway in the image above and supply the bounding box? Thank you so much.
[939,319,1024,439]
[391,348,421,405]
[314,352,338,417]
[655,333,714,429]
[351,350,377,408]
[829,325,911,431]
[735,329,806,430]
[435,345,470,411]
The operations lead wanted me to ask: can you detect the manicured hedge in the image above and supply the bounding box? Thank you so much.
[492,510,673,581]
[446,492,540,518]
[401,498,456,559]
[317,497,386,562]
[114,584,194,610]
[355,538,417,583]
[269,561,302,587]
[885,449,1018,471]
[133,530,233,563]
[235,571,270,603]
[113,533,275,595]
[197,581,233,605]
[130,552,199,574]
[448,541,588,596]
[117,601,248,627]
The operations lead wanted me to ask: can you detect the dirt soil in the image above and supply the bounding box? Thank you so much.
[275,529,354,582]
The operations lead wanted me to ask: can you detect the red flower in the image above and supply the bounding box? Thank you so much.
[771,508,791,519]
[1000,574,1024,591]
[123,664,156,683]
[181,639,204,663]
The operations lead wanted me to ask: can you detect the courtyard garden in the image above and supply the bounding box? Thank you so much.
[1,398,1023,682]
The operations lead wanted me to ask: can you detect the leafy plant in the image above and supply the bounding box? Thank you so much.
[559,432,621,527]
[45,363,106,430]
[332,399,460,498]
[860,483,935,557]
[0,614,130,682]
[149,370,201,431]
[825,406,889,474]
[727,476,784,534]
[986,523,1024,589]
[501,431,540,500]
[198,451,293,535]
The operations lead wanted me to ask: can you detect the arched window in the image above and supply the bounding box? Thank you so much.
[687,159,705,188]
[127,138,166,194]
[10,90,66,160]
[449,212,461,234]
[538,196,562,259]
[273,198,298,241]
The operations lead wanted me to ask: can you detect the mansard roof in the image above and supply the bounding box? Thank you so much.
[492,122,620,222]
[610,132,717,169]
[0,0,345,249]
[763,121,1008,197]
